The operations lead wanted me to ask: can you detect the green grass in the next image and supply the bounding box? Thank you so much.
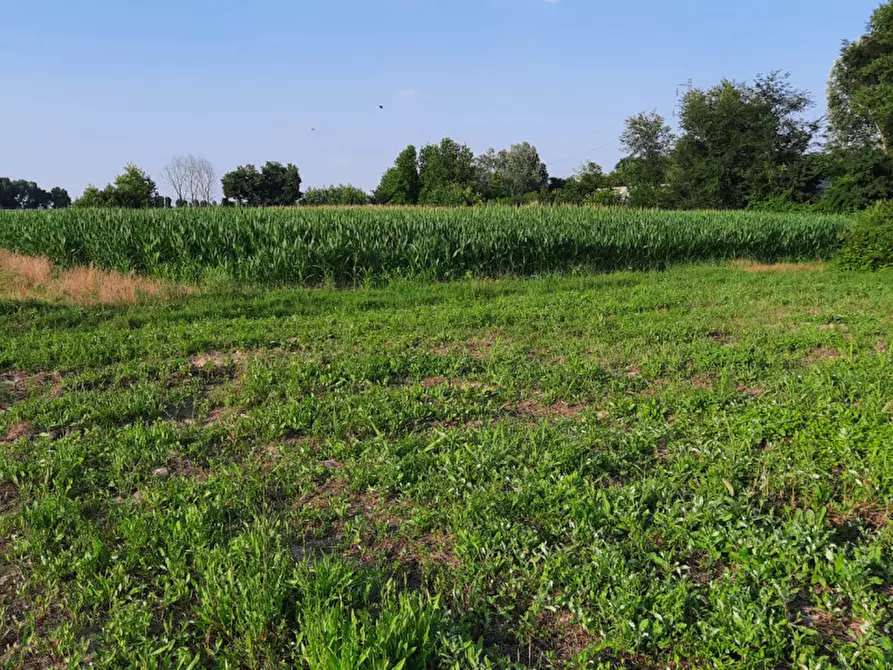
[1,262,892,668]
[0,207,849,285]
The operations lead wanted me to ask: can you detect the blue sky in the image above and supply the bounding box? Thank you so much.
[1,0,883,199]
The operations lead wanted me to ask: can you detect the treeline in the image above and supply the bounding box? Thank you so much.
[0,179,70,210]
[3,2,893,214]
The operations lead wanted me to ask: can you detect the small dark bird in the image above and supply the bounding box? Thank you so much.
[311,128,316,131]
[379,105,384,110]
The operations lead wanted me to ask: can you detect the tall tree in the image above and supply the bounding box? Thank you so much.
[162,155,217,206]
[373,145,421,205]
[112,164,159,209]
[669,72,820,209]
[221,164,261,206]
[418,138,477,205]
[617,111,674,207]
[49,187,71,209]
[0,179,51,209]
[828,2,893,152]
[257,162,302,206]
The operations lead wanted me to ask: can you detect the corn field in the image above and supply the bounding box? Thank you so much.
[0,207,850,285]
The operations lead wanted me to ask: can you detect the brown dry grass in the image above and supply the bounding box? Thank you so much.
[0,250,187,306]
[732,259,828,273]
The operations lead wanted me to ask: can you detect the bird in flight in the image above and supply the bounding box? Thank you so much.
[379,105,384,110]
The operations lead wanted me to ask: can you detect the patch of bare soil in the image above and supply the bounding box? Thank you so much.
[0,371,63,412]
[0,479,20,513]
[827,502,891,531]
[1,423,32,444]
[804,346,841,364]
[737,384,765,397]
[296,478,459,578]
[531,610,598,663]
[507,397,587,420]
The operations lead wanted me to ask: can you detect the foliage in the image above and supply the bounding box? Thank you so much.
[828,1,893,151]
[818,145,893,213]
[72,164,158,209]
[670,73,821,210]
[0,207,849,286]
[1,265,893,667]
[302,184,370,206]
[373,146,421,205]
[0,178,69,210]
[221,162,302,207]
[584,189,624,207]
[475,142,548,202]
[838,200,893,269]
[618,111,674,207]
[418,138,477,205]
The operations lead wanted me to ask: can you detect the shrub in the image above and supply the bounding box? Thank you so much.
[838,201,893,270]
[302,184,370,206]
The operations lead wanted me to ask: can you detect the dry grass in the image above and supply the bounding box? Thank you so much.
[732,259,828,273]
[0,250,186,306]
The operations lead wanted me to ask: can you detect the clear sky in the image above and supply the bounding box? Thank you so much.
[1,0,883,200]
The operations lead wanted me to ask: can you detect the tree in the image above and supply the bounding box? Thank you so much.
[71,164,158,208]
[0,179,51,209]
[257,161,302,206]
[669,72,820,209]
[476,143,549,202]
[49,187,71,209]
[373,146,421,205]
[162,155,217,206]
[617,111,674,207]
[302,184,370,206]
[221,164,261,206]
[818,145,893,212]
[220,162,302,207]
[828,2,893,152]
[418,138,477,205]
[112,164,158,209]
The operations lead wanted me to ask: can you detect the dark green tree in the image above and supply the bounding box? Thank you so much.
[828,2,893,152]
[669,72,820,209]
[418,138,477,205]
[49,187,71,209]
[111,164,158,209]
[221,164,261,206]
[373,146,421,205]
[257,161,302,206]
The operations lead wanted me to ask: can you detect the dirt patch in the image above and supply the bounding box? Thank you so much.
[508,398,586,420]
[531,610,597,662]
[0,371,63,411]
[732,260,827,273]
[189,351,246,370]
[690,374,714,390]
[706,331,733,345]
[297,478,458,577]
[737,384,765,397]
[804,346,841,364]
[0,250,185,306]
[1,423,32,443]
[0,480,20,513]
[626,365,642,378]
[827,502,891,531]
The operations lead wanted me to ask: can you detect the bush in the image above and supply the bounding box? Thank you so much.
[838,201,893,270]
[302,184,370,206]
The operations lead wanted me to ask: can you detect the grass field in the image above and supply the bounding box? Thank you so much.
[1,259,891,668]
[0,207,849,285]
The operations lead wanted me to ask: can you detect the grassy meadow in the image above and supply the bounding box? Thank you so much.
[1,256,892,668]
